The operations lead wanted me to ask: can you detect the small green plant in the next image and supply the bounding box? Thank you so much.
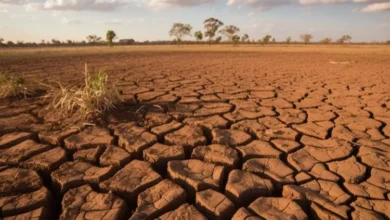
[43,64,121,120]
[0,72,30,98]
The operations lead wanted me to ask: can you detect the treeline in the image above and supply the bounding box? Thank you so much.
[1,17,390,48]
[2,37,389,48]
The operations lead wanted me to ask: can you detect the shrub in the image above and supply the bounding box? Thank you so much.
[0,72,30,99]
[43,65,121,120]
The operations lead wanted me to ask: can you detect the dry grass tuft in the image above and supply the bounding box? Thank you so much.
[0,72,30,99]
[43,64,122,120]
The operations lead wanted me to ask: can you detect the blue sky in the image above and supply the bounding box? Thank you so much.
[0,0,389,43]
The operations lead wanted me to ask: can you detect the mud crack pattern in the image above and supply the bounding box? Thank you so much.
[0,52,390,219]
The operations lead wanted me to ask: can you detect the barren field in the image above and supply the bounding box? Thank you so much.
[0,45,390,219]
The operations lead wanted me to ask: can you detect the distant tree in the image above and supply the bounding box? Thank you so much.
[262,35,272,44]
[0,38,3,45]
[320,37,332,44]
[51,39,61,45]
[286,36,291,44]
[272,38,276,43]
[173,38,182,45]
[169,23,192,46]
[215,36,222,43]
[86,35,102,44]
[16,41,24,46]
[41,40,46,45]
[300,34,313,44]
[204,18,224,45]
[194,31,203,41]
[219,25,240,42]
[119,39,135,45]
[241,34,249,42]
[7,41,14,46]
[232,35,240,45]
[387,40,390,44]
[106,30,117,47]
[66,40,73,45]
[337,35,352,44]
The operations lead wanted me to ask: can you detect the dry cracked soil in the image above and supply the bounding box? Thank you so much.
[0,50,390,220]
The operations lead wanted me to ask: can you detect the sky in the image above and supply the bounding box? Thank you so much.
[0,0,389,43]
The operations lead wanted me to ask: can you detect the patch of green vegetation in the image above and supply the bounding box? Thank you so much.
[0,72,30,99]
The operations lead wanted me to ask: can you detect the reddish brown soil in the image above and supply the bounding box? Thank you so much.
[0,51,390,219]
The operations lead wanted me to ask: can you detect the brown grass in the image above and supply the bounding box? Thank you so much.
[1,44,389,58]
[0,72,30,98]
[42,64,121,121]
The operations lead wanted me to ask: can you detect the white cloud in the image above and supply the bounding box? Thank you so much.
[24,3,43,11]
[0,0,28,5]
[22,0,214,11]
[227,0,292,11]
[148,0,214,9]
[361,2,390,12]
[227,0,389,11]
[25,0,128,11]
[61,17,82,24]
[299,0,348,5]
[4,0,390,12]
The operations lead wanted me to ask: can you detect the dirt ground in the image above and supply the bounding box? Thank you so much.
[0,46,390,219]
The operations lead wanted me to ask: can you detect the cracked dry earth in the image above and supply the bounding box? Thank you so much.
[0,51,390,220]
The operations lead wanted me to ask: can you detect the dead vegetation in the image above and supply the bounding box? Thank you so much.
[42,64,121,121]
[0,72,31,99]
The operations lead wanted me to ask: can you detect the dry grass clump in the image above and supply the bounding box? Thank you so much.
[43,65,121,120]
[0,72,30,99]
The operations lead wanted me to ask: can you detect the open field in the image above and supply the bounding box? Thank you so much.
[1,44,390,58]
[0,45,390,219]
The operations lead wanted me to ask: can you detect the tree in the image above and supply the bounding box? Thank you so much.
[262,35,272,44]
[119,39,135,45]
[204,18,224,45]
[219,25,240,42]
[232,35,240,45]
[86,35,102,44]
[215,36,222,43]
[320,37,332,44]
[66,40,73,45]
[169,23,192,46]
[272,38,276,43]
[7,41,14,46]
[241,34,249,43]
[286,36,291,44]
[106,30,116,47]
[0,38,3,45]
[300,34,313,44]
[51,39,61,45]
[337,35,352,44]
[194,31,203,41]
